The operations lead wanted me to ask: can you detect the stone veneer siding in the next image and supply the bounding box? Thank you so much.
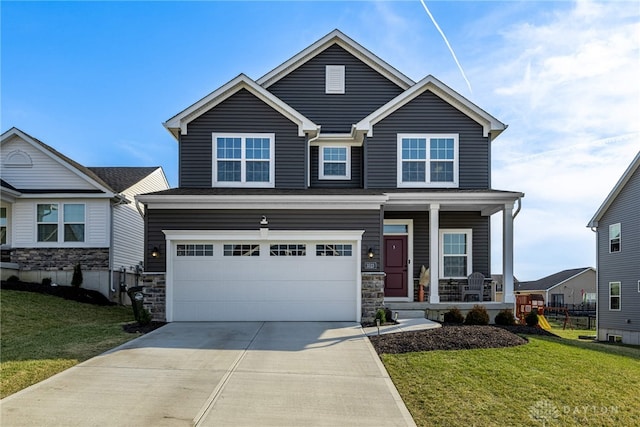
[361,272,386,324]
[11,248,109,271]
[141,273,166,322]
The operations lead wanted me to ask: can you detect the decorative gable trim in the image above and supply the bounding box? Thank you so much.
[355,75,507,139]
[256,29,414,90]
[0,127,116,196]
[588,150,640,228]
[163,74,318,139]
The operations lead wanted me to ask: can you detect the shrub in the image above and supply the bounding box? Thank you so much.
[71,264,83,288]
[494,308,516,326]
[375,308,386,324]
[138,308,152,326]
[464,305,490,325]
[7,275,20,283]
[42,277,52,286]
[443,307,464,324]
[525,310,539,327]
[385,307,394,323]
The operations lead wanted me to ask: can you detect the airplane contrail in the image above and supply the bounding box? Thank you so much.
[419,0,472,94]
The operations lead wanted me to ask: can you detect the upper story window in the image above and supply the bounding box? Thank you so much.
[439,229,472,278]
[0,207,7,245]
[213,133,275,188]
[325,65,345,94]
[609,223,620,253]
[319,146,350,180]
[37,203,85,243]
[397,134,458,188]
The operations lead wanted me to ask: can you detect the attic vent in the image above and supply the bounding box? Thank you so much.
[325,65,345,94]
[4,150,33,168]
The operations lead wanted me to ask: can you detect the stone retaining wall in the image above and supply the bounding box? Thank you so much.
[141,273,166,321]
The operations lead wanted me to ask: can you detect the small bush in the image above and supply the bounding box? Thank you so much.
[525,310,539,327]
[71,264,83,288]
[385,307,394,323]
[494,308,516,326]
[7,275,20,283]
[443,307,465,324]
[42,277,52,286]
[465,305,490,325]
[375,308,386,324]
[138,308,152,326]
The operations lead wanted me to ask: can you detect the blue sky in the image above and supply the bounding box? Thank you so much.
[2,1,639,280]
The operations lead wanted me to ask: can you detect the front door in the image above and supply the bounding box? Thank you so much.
[384,235,408,297]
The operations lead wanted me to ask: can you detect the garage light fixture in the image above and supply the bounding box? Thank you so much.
[260,215,268,226]
[151,246,160,258]
[368,248,374,259]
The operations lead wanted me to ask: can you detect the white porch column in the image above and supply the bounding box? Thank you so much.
[429,203,440,303]
[502,202,515,303]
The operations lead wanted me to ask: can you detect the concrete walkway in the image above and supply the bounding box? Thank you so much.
[1,322,416,426]
[362,318,441,336]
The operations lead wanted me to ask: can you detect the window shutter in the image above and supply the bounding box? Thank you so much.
[325,65,345,94]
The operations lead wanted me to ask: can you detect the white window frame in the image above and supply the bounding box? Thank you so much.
[439,229,472,279]
[325,65,345,94]
[36,203,86,243]
[319,145,351,180]
[609,223,621,253]
[609,281,621,311]
[212,133,275,188]
[397,134,459,188]
[0,206,7,246]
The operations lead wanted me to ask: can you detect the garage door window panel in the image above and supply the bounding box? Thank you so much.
[224,244,260,256]
[177,244,213,256]
[316,244,352,256]
[270,244,306,256]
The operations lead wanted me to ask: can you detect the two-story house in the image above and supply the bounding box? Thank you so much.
[588,151,640,345]
[1,127,169,300]
[137,30,523,323]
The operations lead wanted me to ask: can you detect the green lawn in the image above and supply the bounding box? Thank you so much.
[381,333,640,427]
[1,289,139,398]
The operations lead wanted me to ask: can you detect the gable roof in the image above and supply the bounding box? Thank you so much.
[256,29,414,90]
[515,267,594,292]
[88,167,162,192]
[1,127,115,195]
[163,74,318,139]
[587,150,640,228]
[355,75,507,139]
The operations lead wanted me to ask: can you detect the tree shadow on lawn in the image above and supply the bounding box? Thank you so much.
[532,334,640,360]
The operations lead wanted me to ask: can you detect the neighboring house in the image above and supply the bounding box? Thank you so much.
[136,29,524,323]
[514,267,596,309]
[0,127,169,299]
[588,151,640,345]
[491,274,520,302]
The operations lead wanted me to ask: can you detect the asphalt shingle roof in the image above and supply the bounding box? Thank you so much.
[88,167,159,192]
[515,267,593,292]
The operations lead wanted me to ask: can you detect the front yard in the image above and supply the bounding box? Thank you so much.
[380,330,640,426]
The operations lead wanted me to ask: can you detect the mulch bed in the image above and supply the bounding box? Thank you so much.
[122,321,167,334]
[1,280,116,306]
[369,324,557,354]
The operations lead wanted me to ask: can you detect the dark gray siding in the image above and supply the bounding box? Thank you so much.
[383,211,490,280]
[179,89,306,189]
[310,146,362,188]
[597,166,640,332]
[267,45,404,133]
[366,91,490,189]
[145,209,381,272]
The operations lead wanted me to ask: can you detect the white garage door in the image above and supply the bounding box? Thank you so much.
[168,232,361,322]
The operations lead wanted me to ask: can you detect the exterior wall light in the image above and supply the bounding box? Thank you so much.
[260,215,268,226]
[151,246,160,258]
[368,248,374,259]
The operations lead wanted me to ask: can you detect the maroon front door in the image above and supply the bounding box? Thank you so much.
[384,235,408,297]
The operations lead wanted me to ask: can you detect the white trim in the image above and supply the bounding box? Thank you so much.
[439,229,472,279]
[637,280,640,293]
[325,65,345,94]
[4,149,33,167]
[355,75,507,139]
[212,133,275,188]
[396,133,459,188]
[163,74,318,139]
[257,29,413,90]
[35,202,87,246]
[608,223,621,253]
[383,219,414,302]
[319,145,351,180]
[609,281,621,311]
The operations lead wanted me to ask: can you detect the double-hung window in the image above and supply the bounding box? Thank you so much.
[319,146,350,180]
[397,134,458,187]
[0,207,7,245]
[213,133,274,187]
[609,282,621,310]
[439,229,472,278]
[37,203,85,243]
[609,223,620,253]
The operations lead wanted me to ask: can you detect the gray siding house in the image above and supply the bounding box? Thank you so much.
[137,30,524,323]
[588,151,640,344]
[515,267,596,309]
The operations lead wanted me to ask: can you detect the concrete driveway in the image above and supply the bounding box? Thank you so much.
[1,322,416,426]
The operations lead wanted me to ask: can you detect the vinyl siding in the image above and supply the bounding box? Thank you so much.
[267,44,404,133]
[366,91,490,189]
[179,89,306,189]
[597,166,640,332]
[145,209,381,272]
[310,146,362,188]
[112,168,169,270]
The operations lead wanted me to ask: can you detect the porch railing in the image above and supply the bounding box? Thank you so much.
[415,278,492,302]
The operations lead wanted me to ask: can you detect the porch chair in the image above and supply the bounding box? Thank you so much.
[462,272,485,302]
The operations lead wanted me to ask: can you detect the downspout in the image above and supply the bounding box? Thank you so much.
[591,224,599,339]
[306,127,322,188]
[109,194,129,294]
[512,197,522,218]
